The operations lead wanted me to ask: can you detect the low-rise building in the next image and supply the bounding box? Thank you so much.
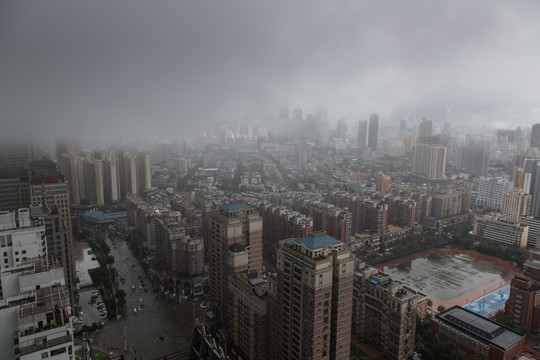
[432,306,525,360]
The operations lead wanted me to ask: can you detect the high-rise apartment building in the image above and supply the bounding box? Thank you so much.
[137,151,151,194]
[530,123,540,149]
[0,143,34,169]
[368,113,379,151]
[336,119,347,141]
[358,120,367,150]
[117,151,138,199]
[269,233,354,360]
[476,176,513,209]
[353,263,418,360]
[208,203,263,322]
[456,138,490,177]
[501,188,532,224]
[418,118,433,142]
[103,157,119,203]
[85,160,105,206]
[411,143,447,180]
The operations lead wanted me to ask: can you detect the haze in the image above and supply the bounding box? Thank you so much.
[1,0,540,142]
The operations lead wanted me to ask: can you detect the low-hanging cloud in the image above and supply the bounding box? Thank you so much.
[1,0,540,142]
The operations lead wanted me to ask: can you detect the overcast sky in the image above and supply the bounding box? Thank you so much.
[1,0,540,142]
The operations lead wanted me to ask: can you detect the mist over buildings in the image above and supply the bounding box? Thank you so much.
[1,0,540,143]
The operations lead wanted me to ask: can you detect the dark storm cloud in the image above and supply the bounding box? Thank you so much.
[1,0,540,141]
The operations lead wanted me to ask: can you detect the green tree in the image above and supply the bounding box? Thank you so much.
[437,305,446,313]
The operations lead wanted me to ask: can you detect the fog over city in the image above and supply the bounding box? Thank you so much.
[2,0,540,142]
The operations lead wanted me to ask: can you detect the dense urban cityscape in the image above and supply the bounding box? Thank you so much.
[2,115,540,360]
[3,1,540,360]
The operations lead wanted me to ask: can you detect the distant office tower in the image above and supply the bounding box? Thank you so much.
[62,154,81,204]
[514,167,533,194]
[292,108,303,123]
[531,124,540,149]
[85,160,105,206]
[368,113,379,150]
[353,263,418,360]
[358,120,367,150]
[103,157,119,204]
[268,233,354,360]
[411,143,447,180]
[0,168,30,211]
[208,203,263,322]
[400,119,407,137]
[117,151,138,199]
[524,159,540,217]
[456,138,490,177]
[476,176,513,209]
[137,152,151,194]
[336,119,347,141]
[418,117,433,142]
[0,142,34,169]
[501,188,532,224]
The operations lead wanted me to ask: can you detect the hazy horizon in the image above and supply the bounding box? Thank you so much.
[2,1,540,142]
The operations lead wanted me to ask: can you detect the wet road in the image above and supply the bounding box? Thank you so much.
[79,229,206,359]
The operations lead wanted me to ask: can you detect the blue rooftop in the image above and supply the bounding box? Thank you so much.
[221,203,252,211]
[83,211,127,220]
[296,234,341,249]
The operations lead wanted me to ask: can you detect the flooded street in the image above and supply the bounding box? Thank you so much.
[73,230,205,359]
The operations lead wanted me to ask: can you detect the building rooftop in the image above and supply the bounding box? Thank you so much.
[296,233,341,250]
[437,306,524,349]
[220,203,252,212]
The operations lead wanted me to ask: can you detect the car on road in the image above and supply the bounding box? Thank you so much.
[133,307,137,314]
[139,297,143,303]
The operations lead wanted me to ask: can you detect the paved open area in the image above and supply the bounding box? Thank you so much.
[378,249,520,310]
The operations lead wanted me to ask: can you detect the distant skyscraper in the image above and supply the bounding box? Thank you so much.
[117,151,138,199]
[0,143,34,169]
[268,233,354,360]
[358,120,367,149]
[531,124,540,149]
[368,113,379,150]
[336,119,347,141]
[411,143,447,180]
[137,152,151,194]
[418,118,433,142]
[85,160,105,206]
[103,157,119,204]
[456,138,490,177]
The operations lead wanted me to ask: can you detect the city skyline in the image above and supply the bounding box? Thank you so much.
[2,1,540,142]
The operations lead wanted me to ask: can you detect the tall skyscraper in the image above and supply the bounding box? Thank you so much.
[103,157,119,204]
[368,113,379,151]
[411,143,447,180]
[530,123,540,149]
[358,120,367,150]
[137,151,151,194]
[208,203,263,322]
[269,233,354,360]
[117,151,138,199]
[336,119,347,141]
[418,117,433,142]
[85,159,105,206]
[456,138,490,177]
